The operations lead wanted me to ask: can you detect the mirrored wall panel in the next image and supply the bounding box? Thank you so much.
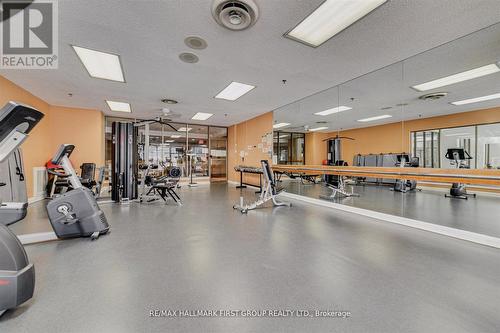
[273,22,500,238]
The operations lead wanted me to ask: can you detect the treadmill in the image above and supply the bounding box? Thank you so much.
[0,101,44,316]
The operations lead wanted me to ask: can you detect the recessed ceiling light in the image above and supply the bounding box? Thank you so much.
[284,0,387,47]
[72,46,125,82]
[357,114,392,122]
[184,36,208,50]
[215,81,255,101]
[106,100,131,112]
[191,112,214,121]
[179,52,199,63]
[314,105,352,116]
[273,122,290,129]
[178,127,192,132]
[451,92,500,106]
[309,126,329,132]
[171,135,181,138]
[161,98,178,104]
[411,64,500,92]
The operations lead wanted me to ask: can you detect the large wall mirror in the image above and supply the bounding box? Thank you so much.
[273,22,500,239]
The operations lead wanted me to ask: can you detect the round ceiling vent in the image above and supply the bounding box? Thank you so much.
[212,0,259,31]
[161,98,178,104]
[179,52,199,63]
[184,36,208,50]
[419,92,448,101]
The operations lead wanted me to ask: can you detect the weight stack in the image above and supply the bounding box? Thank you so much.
[111,122,138,202]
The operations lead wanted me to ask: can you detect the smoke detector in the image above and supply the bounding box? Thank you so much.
[212,0,259,31]
[419,92,448,101]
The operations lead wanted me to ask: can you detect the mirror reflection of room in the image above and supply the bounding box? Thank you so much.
[273,22,500,238]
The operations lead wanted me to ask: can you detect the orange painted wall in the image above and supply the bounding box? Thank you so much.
[305,132,330,165]
[306,107,500,166]
[49,105,105,170]
[228,112,273,185]
[0,75,51,198]
[0,75,105,197]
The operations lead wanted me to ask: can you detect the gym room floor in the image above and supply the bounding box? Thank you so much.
[3,184,500,332]
[281,179,500,238]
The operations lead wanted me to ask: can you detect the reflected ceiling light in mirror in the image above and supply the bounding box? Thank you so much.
[177,127,192,132]
[171,135,181,138]
[411,64,500,92]
[309,126,329,132]
[215,81,255,101]
[273,123,290,129]
[314,105,352,116]
[284,0,387,47]
[165,140,175,143]
[451,92,500,106]
[357,114,392,122]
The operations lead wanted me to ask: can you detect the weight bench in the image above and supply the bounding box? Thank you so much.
[233,160,291,213]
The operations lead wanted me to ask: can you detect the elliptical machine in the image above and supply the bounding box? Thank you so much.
[46,144,110,240]
[0,101,43,316]
[444,148,476,200]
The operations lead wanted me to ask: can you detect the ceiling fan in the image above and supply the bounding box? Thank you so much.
[133,108,182,131]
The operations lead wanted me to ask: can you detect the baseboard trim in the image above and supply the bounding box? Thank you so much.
[280,191,500,249]
[18,231,58,245]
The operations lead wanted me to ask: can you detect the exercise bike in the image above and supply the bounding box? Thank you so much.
[0,102,43,316]
[46,144,110,240]
[444,148,476,200]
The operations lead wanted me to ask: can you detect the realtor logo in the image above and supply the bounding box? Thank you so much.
[1,0,58,68]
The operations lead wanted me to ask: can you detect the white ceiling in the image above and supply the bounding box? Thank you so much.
[274,21,500,132]
[1,0,500,127]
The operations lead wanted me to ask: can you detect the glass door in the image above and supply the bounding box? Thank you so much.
[209,126,227,181]
[187,124,209,182]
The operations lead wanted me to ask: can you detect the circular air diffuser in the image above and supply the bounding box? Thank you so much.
[212,0,259,31]
[179,52,199,63]
[184,36,208,50]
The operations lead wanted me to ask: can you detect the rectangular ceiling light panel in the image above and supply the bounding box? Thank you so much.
[451,92,500,106]
[106,100,131,112]
[314,105,352,116]
[285,0,387,47]
[357,114,392,122]
[412,64,500,92]
[309,126,329,132]
[191,112,214,120]
[273,123,290,129]
[178,127,192,132]
[73,46,125,82]
[215,82,255,101]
